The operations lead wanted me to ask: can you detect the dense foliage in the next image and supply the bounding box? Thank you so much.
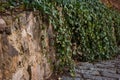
[1,0,120,73]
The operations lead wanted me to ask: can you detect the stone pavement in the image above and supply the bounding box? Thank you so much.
[62,55,120,80]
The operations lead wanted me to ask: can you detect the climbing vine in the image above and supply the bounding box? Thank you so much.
[1,0,120,73]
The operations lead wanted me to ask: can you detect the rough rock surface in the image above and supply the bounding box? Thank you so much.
[0,12,55,80]
[101,0,120,10]
[62,55,120,80]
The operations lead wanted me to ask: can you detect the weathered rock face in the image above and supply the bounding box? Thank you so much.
[0,12,55,80]
[101,0,120,10]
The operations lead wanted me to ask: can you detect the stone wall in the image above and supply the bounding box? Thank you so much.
[0,11,55,80]
[101,0,120,10]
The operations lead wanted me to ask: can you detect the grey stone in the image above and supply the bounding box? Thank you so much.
[83,74,117,80]
[78,70,100,76]
[75,73,83,78]
[94,68,116,74]
[100,61,115,65]
[78,62,94,67]
[62,76,83,80]
[117,69,120,74]
[77,65,95,70]
[76,66,90,70]
[62,55,120,80]
[95,63,115,68]
[116,65,120,68]
[101,71,120,79]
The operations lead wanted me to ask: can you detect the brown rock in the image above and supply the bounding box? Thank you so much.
[110,0,120,10]
[0,16,6,32]
[0,70,2,79]
[101,0,120,11]
[12,68,24,80]
[31,64,42,80]
[0,12,53,80]
[0,17,11,34]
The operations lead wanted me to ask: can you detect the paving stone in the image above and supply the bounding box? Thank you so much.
[111,60,120,64]
[62,55,120,80]
[99,60,120,68]
[78,62,94,68]
[116,65,120,68]
[95,63,115,68]
[100,61,115,65]
[76,66,92,70]
[117,69,120,74]
[77,70,100,76]
[93,68,116,74]
[117,55,120,59]
[75,73,83,78]
[62,76,83,80]
[83,74,117,80]
[101,71,120,79]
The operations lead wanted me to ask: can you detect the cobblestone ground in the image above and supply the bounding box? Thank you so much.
[62,55,120,80]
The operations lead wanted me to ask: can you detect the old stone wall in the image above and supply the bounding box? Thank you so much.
[0,12,55,80]
[101,0,120,10]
